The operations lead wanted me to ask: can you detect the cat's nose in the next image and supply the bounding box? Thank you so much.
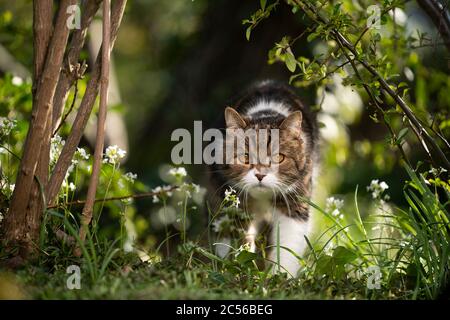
[255,173,266,181]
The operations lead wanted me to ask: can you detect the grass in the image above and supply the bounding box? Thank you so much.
[1,164,449,300]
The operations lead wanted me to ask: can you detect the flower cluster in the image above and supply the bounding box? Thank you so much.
[325,197,344,219]
[0,117,17,137]
[73,147,90,164]
[224,187,240,209]
[367,179,389,200]
[124,172,138,183]
[103,145,126,165]
[50,134,65,165]
[325,196,344,220]
[429,167,447,177]
[151,185,174,203]
[62,180,76,192]
[169,167,187,181]
[180,182,200,199]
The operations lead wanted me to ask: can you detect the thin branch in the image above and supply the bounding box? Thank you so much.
[292,0,450,170]
[47,187,179,209]
[76,0,111,255]
[47,0,128,205]
[335,36,412,166]
[53,77,79,136]
[52,0,102,133]
[417,0,450,52]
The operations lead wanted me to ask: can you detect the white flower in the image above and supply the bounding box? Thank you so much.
[367,179,389,200]
[236,243,251,254]
[0,117,17,136]
[429,167,447,177]
[9,184,15,193]
[0,212,4,223]
[168,167,187,179]
[163,185,173,197]
[62,180,76,192]
[124,172,137,183]
[50,134,65,164]
[224,187,236,200]
[224,187,240,209]
[12,76,23,86]
[151,185,173,203]
[325,196,344,219]
[75,147,90,160]
[103,145,126,164]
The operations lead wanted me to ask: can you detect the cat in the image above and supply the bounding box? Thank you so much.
[208,80,319,277]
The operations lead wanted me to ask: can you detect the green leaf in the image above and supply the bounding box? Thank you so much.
[396,127,409,144]
[246,26,252,41]
[236,250,258,265]
[315,255,333,275]
[285,48,297,72]
[260,0,267,11]
[307,32,318,42]
[332,246,357,265]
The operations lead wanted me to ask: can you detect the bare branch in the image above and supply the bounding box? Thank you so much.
[47,0,128,205]
[52,0,103,133]
[76,0,112,256]
[47,187,179,209]
[417,0,450,52]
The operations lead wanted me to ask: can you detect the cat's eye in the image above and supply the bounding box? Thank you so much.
[271,153,285,164]
[237,153,250,165]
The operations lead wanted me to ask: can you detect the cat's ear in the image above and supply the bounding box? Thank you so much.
[280,111,302,136]
[225,107,246,129]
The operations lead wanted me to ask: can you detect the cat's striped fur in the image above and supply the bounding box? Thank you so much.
[208,80,319,276]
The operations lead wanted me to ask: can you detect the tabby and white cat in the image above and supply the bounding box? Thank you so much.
[208,80,319,277]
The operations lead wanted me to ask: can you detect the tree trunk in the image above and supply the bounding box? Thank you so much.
[1,0,76,264]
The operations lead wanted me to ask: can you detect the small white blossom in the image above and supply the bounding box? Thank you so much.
[50,134,65,164]
[367,179,389,200]
[429,167,447,177]
[75,147,90,160]
[0,117,17,136]
[179,183,200,199]
[224,187,240,209]
[12,76,23,86]
[236,243,251,254]
[124,172,137,183]
[151,185,173,203]
[169,167,187,179]
[103,145,126,164]
[62,180,76,192]
[9,184,15,193]
[0,212,4,223]
[325,196,344,219]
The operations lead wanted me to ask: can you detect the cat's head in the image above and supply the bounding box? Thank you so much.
[222,107,306,194]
